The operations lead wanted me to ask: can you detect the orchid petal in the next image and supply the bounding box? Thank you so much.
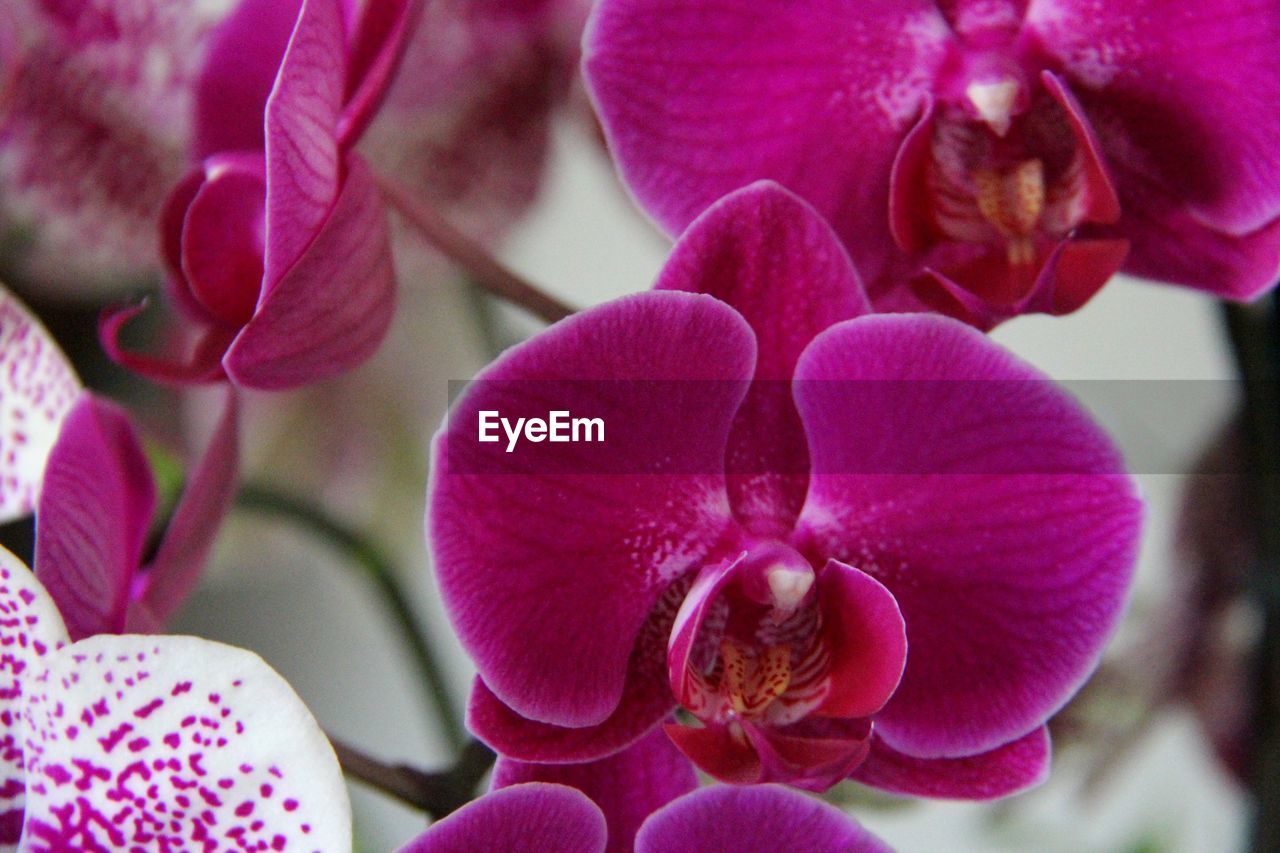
[0,288,80,523]
[744,717,873,792]
[493,728,696,853]
[195,0,303,158]
[584,0,950,285]
[656,182,868,534]
[223,155,395,390]
[264,0,346,290]
[19,635,350,851]
[339,0,420,147]
[1028,0,1280,234]
[635,785,890,853]
[131,390,240,629]
[0,550,68,845]
[815,560,905,719]
[793,314,1142,758]
[431,292,752,728]
[34,396,155,640]
[98,306,233,387]
[851,727,1050,800]
[400,783,606,853]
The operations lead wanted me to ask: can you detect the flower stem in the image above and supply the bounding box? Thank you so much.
[235,483,465,751]
[330,734,494,817]
[1221,297,1280,853]
[376,176,575,324]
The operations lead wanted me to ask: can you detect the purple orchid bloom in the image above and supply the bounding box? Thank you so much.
[403,781,888,853]
[0,286,80,522]
[103,0,419,389]
[585,0,1280,328]
[430,182,1142,793]
[0,552,349,849]
[35,391,239,639]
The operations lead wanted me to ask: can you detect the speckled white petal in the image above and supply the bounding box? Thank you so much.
[0,288,80,523]
[0,549,68,847]
[19,635,351,853]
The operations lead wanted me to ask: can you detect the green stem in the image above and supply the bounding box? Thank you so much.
[235,484,465,750]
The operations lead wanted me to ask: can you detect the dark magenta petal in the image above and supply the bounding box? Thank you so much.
[400,783,606,853]
[130,390,240,628]
[635,785,890,853]
[745,717,873,792]
[1029,0,1280,235]
[793,314,1142,758]
[815,560,905,719]
[180,153,268,328]
[223,156,395,390]
[431,292,752,727]
[99,304,234,386]
[469,665,676,763]
[656,182,868,534]
[1038,73,1120,225]
[263,0,346,290]
[585,0,949,285]
[667,554,743,707]
[493,728,697,853]
[852,727,1050,800]
[338,0,420,146]
[195,0,303,157]
[34,394,155,639]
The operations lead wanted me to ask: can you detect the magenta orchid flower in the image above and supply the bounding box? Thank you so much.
[103,0,419,389]
[430,182,1142,794]
[35,391,239,639]
[403,782,888,853]
[0,551,349,849]
[0,287,80,522]
[0,1,227,297]
[585,0,1280,328]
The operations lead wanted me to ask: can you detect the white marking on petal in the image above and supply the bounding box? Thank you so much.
[766,566,814,613]
[966,79,1020,136]
[0,287,80,523]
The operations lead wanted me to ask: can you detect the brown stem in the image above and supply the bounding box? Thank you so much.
[377,176,575,324]
[330,735,495,818]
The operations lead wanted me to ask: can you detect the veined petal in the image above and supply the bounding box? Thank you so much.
[851,726,1050,800]
[224,155,394,390]
[793,314,1142,758]
[0,551,68,846]
[264,0,346,291]
[492,728,696,853]
[635,785,890,853]
[656,182,868,534]
[19,635,350,851]
[400,783,606,853]
[1027,0,1280,235]
[585,0,950,285]
[0,287,80,523]
[430,292,752,727]
[131,390,240,629]
[34,396,155,641]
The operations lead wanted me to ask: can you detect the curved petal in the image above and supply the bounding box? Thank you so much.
[19,635,350,852]
[0,551,68,845]
[431,292,752,727]
[1027,0,1280,234]
[493,728,696,853]
[0,287,81,523]
[99,305,234,387]
[635,785,890,853]
[655,182,869,534]
[584,0,949,285]
[793,314,1142,758]
[338,0,421,146]
[194,0,303,158]
[815,560,905,719]
[34,395,155,640]
[400,783,606,853]
[224,155,395,390]
[263,0,346,290]
[851,726,1050,800]
[131,390,240,628]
